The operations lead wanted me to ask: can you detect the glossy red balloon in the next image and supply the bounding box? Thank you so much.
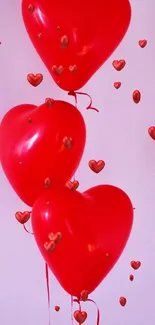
[32,185,133,297]
[0,101,86,206]
[22,0,131,91]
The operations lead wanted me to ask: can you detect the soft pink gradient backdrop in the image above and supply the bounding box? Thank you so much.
[0,1,155,324]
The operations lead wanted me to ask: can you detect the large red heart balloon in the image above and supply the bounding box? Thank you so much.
[0,100,86,206]
[22,0,131,91]
[32,185,133,297]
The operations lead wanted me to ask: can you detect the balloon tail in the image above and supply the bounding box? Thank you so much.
[23,224,33,235]
[68,91,99,112]
[45,263,51,325]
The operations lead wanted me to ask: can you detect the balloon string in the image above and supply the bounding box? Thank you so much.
[23,224,33,235]
[71,296,74,325]
[45,263,51,325]
[87,299,100,325]
[68,91,99,112]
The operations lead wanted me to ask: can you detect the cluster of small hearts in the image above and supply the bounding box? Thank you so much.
[0,0,144,324]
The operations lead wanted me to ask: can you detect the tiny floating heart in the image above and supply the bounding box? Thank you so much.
[114,81,121,89]
[138,39,147,48]
[133,90,141,104]
[119,296,127,307]
[130,260,141,270]
[88,160,105,173]
[112,60,126,71]
[148,126,155,140]
[27,73,43,87]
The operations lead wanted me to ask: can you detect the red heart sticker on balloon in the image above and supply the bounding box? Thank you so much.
[32,185,133,297]
[0,101,86,206]
[27,73,43,87]
[22,0,131,91]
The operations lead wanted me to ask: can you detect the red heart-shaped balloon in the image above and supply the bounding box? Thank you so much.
[0,101,86,206]
[22,0,131,91]
[32,185,133,297]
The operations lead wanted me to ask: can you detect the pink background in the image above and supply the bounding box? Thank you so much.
[0,0,155,324]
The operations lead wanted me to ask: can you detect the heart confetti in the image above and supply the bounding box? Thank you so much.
[130,260,141,270]
[61,35,69,49]
[28,4,35,13]
[112,60,126,71]
[88,160,105,173]
[48,232,63,244]
[119,296,127,307]
[15,211,31,224]
[69,65,78,73]
[44,178,51,188]
[138,39,147,48]
[148,126,155,140]
[66,180,79,191]
[129,274,134,281]
[114,81,121,89]
[55,306,60,312]
[74,310,87,324]
[133,90,141,104]
[44,240,56,253]
[27,73,43,87]
[63,137,73,149]
[45,98,54,108]
[52,65,64,75]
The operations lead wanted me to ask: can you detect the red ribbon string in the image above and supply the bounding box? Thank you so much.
[68,91,99,112]
[71,296,74,325]
[45,263,51,325]
[23,224,33,235]
[87,299,100,325]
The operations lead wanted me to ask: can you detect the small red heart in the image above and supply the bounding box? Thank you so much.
[44,178,51,188]
[27,73,43,87]
[138,39,147,48]
[48,232,63,244]
[148,126,155,140]
[114,81,121,89]
[45,98,54,108]
[133,90,141,104]
[88,160,105,173]
[55,306,60,312]
[66,180,79,191]
[129,274,134,281]
[119,296,126,307]
[112,60,126,71]
[61,35,69,49]
[63,137,73,149]
[28,4,35,13]
[52,65,64,76]
[74,310,87,324]
[69,65,78,73]
[15,211,31,224]
[80,290,89,301]
[44,240,56,253]
[130,260,141,270]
